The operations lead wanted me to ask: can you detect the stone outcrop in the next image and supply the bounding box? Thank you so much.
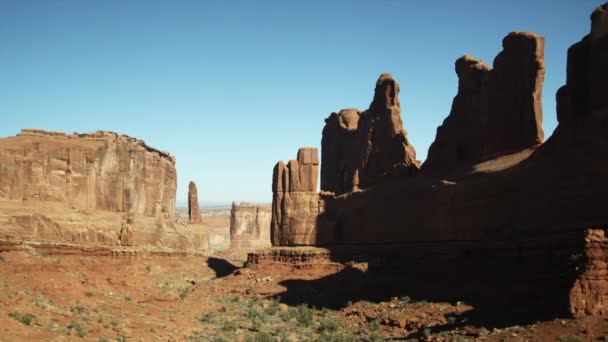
[264,4,608,318]
[188,181,202,224]
[0,129,209,251]
[423,32,545,174]
[229,202,271,249]
[569,229,608,316]
[0,129,176,218]
[321,73,419,194]
[271,148,333,246]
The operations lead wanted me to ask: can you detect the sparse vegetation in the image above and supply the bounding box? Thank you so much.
[67,321,86,337]
[558,336,583,342]
[85,291,94,298]
[8,311,36,326]
[319,317,339,333]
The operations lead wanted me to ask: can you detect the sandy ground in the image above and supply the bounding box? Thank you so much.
[0,243,607,341]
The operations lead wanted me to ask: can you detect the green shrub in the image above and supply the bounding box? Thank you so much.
[85,291,94,298]
[319,317,339,333]
[9,311,36,326]
[245,332,275,342]
[199,312,214,323]
[67,321,86,337]
[296,304,313,327]
[221,320,237,332]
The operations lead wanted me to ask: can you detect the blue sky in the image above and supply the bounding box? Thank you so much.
[0,0,599,204]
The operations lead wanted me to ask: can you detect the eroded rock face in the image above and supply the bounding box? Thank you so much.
[0,129,209,251]
[271,148,333,246]
[321,74,419,195]
[570,229,608,316]
[188,181,202,224]
[0,129,177,219]
[423,32,545,174]
[229,202,271,249]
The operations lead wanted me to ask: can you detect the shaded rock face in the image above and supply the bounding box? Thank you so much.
[188,181,202,224]
[271,148,333,246]
[229,202,271,249]
[556,3,608,127]
[321,73,419,195]
[423,32,545,174]
[0,129,177,219]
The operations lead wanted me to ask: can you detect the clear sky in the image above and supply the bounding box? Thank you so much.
[0,0,600,205]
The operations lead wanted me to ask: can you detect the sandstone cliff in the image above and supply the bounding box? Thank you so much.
[0,129,176,218]
[423,32,545,175]
[271,148,333,246]
[0,129,208,251]
[321,74,419,195]
[267,3,608,318]
[229,202,271,249]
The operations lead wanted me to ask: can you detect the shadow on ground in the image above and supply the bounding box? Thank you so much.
[274,244,582,332]
[207,257,238,278]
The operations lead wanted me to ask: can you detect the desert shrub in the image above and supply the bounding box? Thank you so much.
[296,304,313,327]
[9,311,36,326]
[67,321,86,337]
[221,320,238,332]
[478,327,489,337]
[123,296,132,302]
[72,305,87,314]
[280,307,298,322]
[85,291,94,298]
[0,255,6,263]
[318,331,358,342]
[264,299,280,315]
[199,312,214,323]
[367,320,380,332]
[558,336,583,342]
[245,332,275,342]
[422,327,432,337]
[319,317,339,333]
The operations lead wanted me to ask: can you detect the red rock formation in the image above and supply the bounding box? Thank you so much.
[188,181,202,224]
[230,202,271,249]
[423,32,545,174]
[271,148,333,246]
[321,74,419,195]
[570,229,608,316]
[0,129,176,218]
[0,129,209,251]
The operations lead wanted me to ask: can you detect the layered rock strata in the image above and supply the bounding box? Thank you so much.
[229,202,271,249]
[0,129,176,218]
[0,129,208,251]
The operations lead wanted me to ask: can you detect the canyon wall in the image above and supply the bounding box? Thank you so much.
[0,129,208,251]
[229,202,271,249]
[0,129,176,218]
[267,3,608,317]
